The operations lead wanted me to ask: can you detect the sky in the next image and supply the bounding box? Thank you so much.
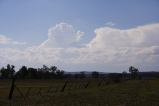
[0,0,159,72]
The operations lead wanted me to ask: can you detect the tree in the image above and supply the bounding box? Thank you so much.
[50,66,57,77]
[79,71,86,78]
[0,64,15,79]
[108,73,122,83]
[0,71,2,78]
[56,69,64,78]
[92,71,99,78]
[0,65,65,79]
[7,64,15,78]
[42,65,49,71]
[27,68,38,79]
[129,66,139,79]
[0,67,8,78]
[122,71,127,79]
[50,66,57,73]
[16,66,28,79]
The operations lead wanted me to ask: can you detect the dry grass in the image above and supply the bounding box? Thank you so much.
[0,79,159,106]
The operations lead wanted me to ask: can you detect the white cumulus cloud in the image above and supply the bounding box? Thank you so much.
[88,23,159,49]
[40,23,84,48]
[0,23,159,72]
[80,23,159,65]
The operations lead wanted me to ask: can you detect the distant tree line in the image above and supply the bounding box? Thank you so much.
[0,64,101,79]
[0,64,145,80]
[0,64,64,79]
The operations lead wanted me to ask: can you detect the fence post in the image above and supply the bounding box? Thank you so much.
[60,80,68,92]
[84,81,90,88]
[98,79,103,87]
[8,77,15,100]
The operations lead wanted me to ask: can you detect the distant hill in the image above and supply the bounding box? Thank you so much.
[64,71,109,75]
[139,71,159,78]
[64,71,159,79]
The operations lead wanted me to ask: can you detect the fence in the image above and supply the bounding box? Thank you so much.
[1,78,155,106]
[0,78,111,106]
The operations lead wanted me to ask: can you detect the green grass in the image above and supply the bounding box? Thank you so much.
[0,79,159,106]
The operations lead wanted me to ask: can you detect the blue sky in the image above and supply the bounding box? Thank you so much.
[0,0,159,72]
[1,0,159,44]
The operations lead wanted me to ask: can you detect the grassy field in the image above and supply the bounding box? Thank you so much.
[0,79,159,106]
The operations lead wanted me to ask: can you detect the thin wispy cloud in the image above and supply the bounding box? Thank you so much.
[105,22,116,27]
[0,34,26,45]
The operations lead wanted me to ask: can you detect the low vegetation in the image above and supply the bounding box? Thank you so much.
[0,79,159,106]
[0,64,159,106]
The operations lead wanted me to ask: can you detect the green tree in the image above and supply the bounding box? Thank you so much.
[0,67,8,78]
[122,71,127,79]
[56,69,64,78]
[27,68,37,79]
[16,66,28,79]
[129,66,139,79]
[79,71,86,78]
[92,71,99,78]
[0,64,15,79]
